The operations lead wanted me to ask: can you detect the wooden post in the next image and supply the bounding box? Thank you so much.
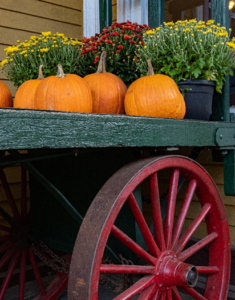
[203,0,210,22]
[99,0,112,32]
[148,0,165,28]
[211,0,230,122]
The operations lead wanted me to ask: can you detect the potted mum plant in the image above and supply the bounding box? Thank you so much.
[137,19,235,120]
[1,32,83,87]
[77,21,151,86]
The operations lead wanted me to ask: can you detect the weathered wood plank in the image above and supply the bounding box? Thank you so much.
[0,0,82,25]
[112,4,117,22]
[0,27,40,47]
[0,9,82,39]
[0,109,234,150]
[0,45,8,61]
[37,0,82,11]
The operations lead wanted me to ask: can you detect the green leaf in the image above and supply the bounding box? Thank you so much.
[191,68,201,78]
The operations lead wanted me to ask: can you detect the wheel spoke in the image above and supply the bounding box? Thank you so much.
[113,275,155,300]
[0,246,17,270]
[19,250,27,300]
[0,240,14,254]
[127,193,161,257]
[167,289,173,300]
[0,250,21,299]
[28,249,46,296]
[100,264,155,274]
[151,289,161,300]
[164,169,180,249]
[111,225,158,265]
[182,287,207,300]
[175,203,212,254]
[21,166,28,219]
[150,173,166,251]
[172,179,197,249]
[179,232,218,261]
[196,266,219,274]
[0,234,11,242]
[138,284,158,300]
[172,287,181,300]
[0,168,21,222]
[160,292,166,300]
[0,224,12,233]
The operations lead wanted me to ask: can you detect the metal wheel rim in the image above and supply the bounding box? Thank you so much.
[68,156,230,300]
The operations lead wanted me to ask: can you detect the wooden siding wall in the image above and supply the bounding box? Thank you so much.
[112,0,117,22]
[0,0,82,97]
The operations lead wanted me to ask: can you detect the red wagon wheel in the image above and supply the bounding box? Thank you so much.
[0,165,69,300]
[68,156,230,300]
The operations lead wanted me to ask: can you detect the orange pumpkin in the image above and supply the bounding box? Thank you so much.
[14,65,44,109]
[124,60,186,119]
[0,81,13,107]
[84,52,127,114]
[34,65,92,113]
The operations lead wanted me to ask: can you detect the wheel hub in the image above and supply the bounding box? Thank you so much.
[155,251,198,291]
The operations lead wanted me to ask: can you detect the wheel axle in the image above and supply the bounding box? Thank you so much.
[155,251,198,290]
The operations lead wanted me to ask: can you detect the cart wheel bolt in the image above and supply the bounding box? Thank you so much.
[187,267,198,287]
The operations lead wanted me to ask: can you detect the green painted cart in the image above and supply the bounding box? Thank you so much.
[0,1,234,299]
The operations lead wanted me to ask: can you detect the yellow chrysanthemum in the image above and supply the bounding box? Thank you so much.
[55,33,64,38]
[146,30,155,35]
[0,59,8,68]
[195,25,206,29]
[42,31,51,37]
[227,42,235,49]
[40,48,49,53]
[165,22,174,26]
[217,32,228,37]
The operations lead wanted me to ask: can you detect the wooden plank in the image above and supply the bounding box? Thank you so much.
[37,0,82,11]
[0,9,82,39]
[0,73,8,81]
[0,27,40,47]
[230,226,235,245]
[0,45,8,61]
[168,0,204,14]
[0,0,82,25]
[0,109,235,150]
[112,4,117,22]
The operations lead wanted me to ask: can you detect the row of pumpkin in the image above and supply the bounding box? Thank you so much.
[0,52,186,119]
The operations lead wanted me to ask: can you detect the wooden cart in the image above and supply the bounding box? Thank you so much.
[0,1,234,299]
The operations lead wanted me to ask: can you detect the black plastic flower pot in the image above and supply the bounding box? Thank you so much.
[178,79,215,121]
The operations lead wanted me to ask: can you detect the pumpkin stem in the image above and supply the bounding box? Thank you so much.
[147,60,155,76]
[96,51,107,74]
[56,64,67,78]
[37,65,44,80]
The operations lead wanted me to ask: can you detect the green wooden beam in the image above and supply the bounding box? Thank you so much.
[224,149,235,195]
[1,109,235,149]
[148,0,165,28]
[211,0,230,122]
[99,0,112,32]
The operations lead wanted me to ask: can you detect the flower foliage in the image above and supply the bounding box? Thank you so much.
[77,21,151,86]
[137,19,235,93]
[1,32,83,87]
